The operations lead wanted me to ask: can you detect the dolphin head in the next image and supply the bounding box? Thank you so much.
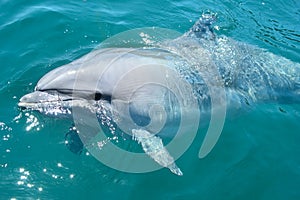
[18,49,115,117]
[18,48,180,119]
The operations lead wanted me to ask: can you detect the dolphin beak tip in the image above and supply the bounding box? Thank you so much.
[18,101,26,108]
[18,93,37,109]
[18,100,32,109]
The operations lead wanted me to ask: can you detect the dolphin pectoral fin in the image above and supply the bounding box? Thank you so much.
[65,126,83,155]
[132,129,183,176]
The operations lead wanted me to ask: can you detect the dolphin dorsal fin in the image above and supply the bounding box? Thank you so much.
[188,11,217,40]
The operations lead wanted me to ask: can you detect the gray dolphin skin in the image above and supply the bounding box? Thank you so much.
[18,12,300,176]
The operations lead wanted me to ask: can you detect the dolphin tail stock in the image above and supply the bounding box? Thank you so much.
[132,129,183,176]
[256,51,300,103]
[186,10,217,40]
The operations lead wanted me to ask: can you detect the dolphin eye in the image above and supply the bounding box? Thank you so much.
[94,92,102,101]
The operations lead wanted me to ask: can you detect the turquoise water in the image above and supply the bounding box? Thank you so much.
[1,0,300,199]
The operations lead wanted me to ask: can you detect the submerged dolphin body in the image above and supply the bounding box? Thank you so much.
[18,12,300,175]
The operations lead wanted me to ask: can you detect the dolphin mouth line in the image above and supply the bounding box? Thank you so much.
[18,101,40,108]
[36,88,112,102]
[17,89,106,116]
[18,90,79,111]
[18,95,99,118]
[18,87,109,106]
[18,98,73,109]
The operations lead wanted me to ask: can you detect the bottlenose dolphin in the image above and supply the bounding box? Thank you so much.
[18,12,300,176]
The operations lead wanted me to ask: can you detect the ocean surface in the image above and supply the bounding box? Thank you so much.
[1,0,300,199]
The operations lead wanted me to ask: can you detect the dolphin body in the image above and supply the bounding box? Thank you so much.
[18,12,300,175]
